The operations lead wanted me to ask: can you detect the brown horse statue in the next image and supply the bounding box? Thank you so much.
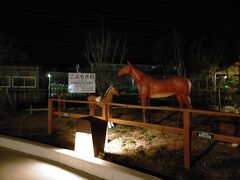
[87,85,120,127]
[117,62,191,123]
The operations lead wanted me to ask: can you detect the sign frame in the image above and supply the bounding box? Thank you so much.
[68,73,96,93]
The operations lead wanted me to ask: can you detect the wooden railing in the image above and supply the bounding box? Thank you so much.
[48,98,240,169]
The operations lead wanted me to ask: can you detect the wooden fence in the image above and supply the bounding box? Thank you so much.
[48,98,240,170]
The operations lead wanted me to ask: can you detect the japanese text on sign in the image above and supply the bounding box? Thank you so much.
[196,132,214,140]
[68,73,96,93]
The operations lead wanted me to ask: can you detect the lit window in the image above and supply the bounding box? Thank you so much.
[12,76,36,88]
[25,77,36,87]
[0,76,11,87]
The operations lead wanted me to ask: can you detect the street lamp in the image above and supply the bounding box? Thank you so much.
[48,74,51,97]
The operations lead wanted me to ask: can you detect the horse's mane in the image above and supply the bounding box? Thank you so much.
[129,64,147,81]
[103,85,113,97]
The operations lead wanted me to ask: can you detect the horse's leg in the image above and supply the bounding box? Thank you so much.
[89,104,93,115]
[92,105,96,115]
[89,104,96,116]
[182,95,192,109]
[108,121,114,128]
[88,104,92,115]
[141,95,148,123]
[177,94,192,126]
[107,105,114,128]
[176,95,183,126]
[147,98,151,122]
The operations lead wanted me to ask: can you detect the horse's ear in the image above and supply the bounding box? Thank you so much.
[127,60,130,64]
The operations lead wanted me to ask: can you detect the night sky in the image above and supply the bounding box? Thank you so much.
[0,0,239,69]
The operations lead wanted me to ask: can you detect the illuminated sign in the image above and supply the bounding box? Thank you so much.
[68,73,96,93]
[196,132,214,140]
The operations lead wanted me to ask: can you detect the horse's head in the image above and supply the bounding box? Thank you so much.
[105,84,120,97]
[117,62,144,83]
[111,85,120,96]
[117,61,132,76]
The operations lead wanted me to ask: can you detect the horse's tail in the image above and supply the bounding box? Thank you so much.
[87,95,96,106]
[188,79,192,95]
[87,95,97,115]
[87,94,97,101]
[187,79,192,109]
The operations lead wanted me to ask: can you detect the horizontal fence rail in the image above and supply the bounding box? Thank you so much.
[48,98,240,170]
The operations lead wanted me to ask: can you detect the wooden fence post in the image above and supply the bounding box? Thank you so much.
[48,99,53,135]
[108,104,112,118]
[183,110,192,169]
[58,95,62,118]
[102,103,109,122]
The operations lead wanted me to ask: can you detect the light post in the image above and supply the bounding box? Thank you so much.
[48,74,51,97]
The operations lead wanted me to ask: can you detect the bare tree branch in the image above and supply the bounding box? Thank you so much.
[84,28,128,94]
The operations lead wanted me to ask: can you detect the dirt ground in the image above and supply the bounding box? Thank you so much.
[0,108,240,180]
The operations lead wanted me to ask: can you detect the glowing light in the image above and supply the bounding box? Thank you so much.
[75,132,94,157]
[224,75,227,79]
[48,73,51,97]
[0,148,88,180]
[54,148,109,165]
[68,84,74,93]
[31,162,82,180]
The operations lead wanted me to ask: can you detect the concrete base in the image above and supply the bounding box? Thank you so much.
[75,116,107,157]
[0,135,161,180]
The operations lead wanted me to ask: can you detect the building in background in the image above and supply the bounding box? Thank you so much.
[0,65,48,107]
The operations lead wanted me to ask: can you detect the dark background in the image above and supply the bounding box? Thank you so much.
[0,0,239,69]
